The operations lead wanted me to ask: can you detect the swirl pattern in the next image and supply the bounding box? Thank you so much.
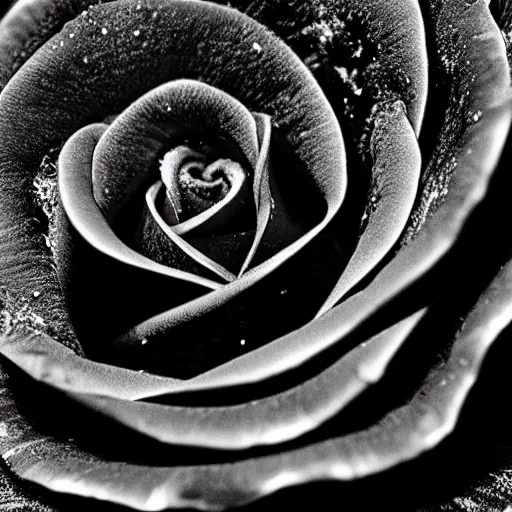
[1,0,512,510]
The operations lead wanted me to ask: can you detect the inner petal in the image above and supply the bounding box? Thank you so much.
[160,145,249,226]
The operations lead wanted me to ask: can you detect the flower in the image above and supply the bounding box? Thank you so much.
[1,0,512,510]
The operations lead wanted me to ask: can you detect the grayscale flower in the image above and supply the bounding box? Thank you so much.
[1,0,512,510]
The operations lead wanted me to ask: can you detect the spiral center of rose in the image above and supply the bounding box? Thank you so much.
[159,143,248,226]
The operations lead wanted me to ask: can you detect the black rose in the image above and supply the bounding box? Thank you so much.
[1,0,512,510]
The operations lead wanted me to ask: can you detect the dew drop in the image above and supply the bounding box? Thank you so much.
[240,339,246,346]
[468,110,482,123]
[141,338,148,345]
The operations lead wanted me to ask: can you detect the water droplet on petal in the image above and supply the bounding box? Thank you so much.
[467,110,482,123]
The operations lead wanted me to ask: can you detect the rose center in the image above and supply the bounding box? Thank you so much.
[159,144,248,226]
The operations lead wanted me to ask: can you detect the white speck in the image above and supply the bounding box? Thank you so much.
[104,187,110,194]
[240,339,246,346]
[136,3,141,9]
[33,291,40,298]
[141,338,148,345]
[252,42,262,53]
[83,56,89,64]
[335,66,349,81]
[280,289,287,295]
[69,33,75,39]
[138,370,145,373]
[319,35,327,44]
[101,27,108,35]
[354,88,362,96]
[405,77,410,84]
[353,44,363,58]
[134,29,141,37]
[0,423,7,437]
[472,111,482,122]
[60,40,64,47]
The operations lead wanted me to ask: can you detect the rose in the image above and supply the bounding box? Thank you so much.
[0,0,512,510]
[0,0,510,509]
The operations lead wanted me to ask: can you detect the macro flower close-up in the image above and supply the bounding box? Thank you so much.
[2,0,512,510]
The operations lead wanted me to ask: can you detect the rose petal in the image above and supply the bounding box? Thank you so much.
[119,0,510,386]
[59,123,223,289]
[64,310,425,450]
[316,100,422,315]
[1,275,510,510]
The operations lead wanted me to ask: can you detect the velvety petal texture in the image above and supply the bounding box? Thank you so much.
[1,0,512,511]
